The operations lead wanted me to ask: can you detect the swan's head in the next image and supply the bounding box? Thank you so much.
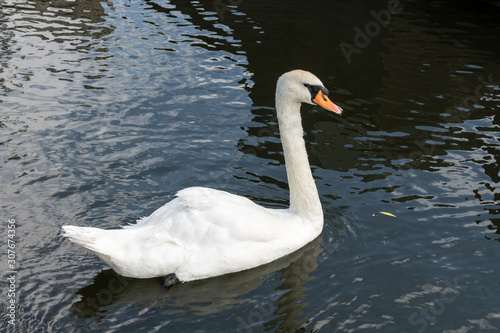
[276,70,343,115]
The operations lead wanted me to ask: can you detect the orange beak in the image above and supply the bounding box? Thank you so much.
[313,90,343,115]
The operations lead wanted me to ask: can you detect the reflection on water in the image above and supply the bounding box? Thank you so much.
[1,1,111,106]
[1,0,499,332]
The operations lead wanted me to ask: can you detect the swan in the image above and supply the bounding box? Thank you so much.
[62,70,343,289]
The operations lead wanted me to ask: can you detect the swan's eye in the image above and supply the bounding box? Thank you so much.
[305,84,321,100]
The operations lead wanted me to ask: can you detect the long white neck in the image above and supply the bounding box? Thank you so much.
[276,95,323,224]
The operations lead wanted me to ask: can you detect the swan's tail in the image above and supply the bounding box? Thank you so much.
[61,225,107,253]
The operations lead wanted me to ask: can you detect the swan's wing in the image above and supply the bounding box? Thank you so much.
[136,187,307,280]
[78,187,309,280]
[131,187,292,246]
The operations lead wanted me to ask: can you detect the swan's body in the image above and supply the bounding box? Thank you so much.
[62,70,342,285]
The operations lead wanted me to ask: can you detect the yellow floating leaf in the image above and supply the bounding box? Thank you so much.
[379,211,397,218]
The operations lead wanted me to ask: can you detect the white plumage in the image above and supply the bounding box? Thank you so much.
[62,70,343,284]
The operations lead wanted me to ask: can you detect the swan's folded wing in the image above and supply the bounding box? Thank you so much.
[133,186,296,247]
[99,187,308,280]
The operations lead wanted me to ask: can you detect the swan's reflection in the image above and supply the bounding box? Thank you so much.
[71,234,323,330]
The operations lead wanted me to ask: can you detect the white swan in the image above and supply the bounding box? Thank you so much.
[62,70,343,288]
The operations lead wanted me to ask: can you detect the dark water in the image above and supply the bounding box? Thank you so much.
[1,0,499,332]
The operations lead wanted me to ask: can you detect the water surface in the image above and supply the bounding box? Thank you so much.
[1,0,499,332]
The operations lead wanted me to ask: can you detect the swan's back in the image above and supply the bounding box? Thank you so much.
[63,187,317,281]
